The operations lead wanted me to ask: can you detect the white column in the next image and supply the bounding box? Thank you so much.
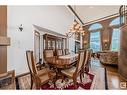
[80,33,83,49]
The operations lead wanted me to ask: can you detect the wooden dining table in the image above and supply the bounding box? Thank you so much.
[45,53,79,78]
[46,53,79,69]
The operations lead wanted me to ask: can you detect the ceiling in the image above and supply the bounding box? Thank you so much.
[70,5,120,24]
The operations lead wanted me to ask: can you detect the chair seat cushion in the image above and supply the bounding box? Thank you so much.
[61,66,76,77]
[39,74,50,85]
[39,71,56,85]
[37,68,50,76]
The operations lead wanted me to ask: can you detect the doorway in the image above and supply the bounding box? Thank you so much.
[34,31,41,64]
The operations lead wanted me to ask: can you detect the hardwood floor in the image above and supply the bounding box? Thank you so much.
[91,58,127,90]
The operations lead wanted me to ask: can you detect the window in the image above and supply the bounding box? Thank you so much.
[90,32,101,52]
[111,28,120,51]
[89,23,103,31]
[89,23,102,52]
[110,17,120,51]
[110,17,120,26]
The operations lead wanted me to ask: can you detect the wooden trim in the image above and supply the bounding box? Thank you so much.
[0,36,10,46]
[33,25,66,38]
[34,30,41,63]
[67,5,84,25]
[89,28,104,32]
[83,13,119,26]
[16,72,30,78]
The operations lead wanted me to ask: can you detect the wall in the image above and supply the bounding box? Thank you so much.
[119,24,127,80]
[7,6,74,75]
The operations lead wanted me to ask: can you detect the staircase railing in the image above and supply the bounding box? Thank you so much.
[119,5,127,26]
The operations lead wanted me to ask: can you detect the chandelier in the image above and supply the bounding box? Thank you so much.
[66,6,85,38]
[66,19,85,38]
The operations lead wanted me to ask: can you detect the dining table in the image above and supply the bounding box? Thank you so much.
[46,53,79,71]
[45,53,79,78]
[58,53,79,67]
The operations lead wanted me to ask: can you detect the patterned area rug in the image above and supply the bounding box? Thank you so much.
[41,73,95,90]
[17,65,106,89]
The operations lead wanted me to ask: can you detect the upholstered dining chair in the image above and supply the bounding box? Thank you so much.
[26,51,56,89]
[61,50,85,88]
[56,49,63,57]
[43,49,54,61]
[64,49,70,55]
[0,70,16,89]
[81,49,91,78]
[89,49,93,68]
[43,49,55,67]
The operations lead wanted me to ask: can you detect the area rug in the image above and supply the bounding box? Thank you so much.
[17,65,106,89]
[41,73,95,90]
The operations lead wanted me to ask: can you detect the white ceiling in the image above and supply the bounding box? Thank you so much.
[70,5,120,24]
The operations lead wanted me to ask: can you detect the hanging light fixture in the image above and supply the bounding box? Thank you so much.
[66,6,85,38]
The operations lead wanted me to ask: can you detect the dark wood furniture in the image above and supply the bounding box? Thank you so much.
[0,70,16,89]
[61,50,85,88]
[64,49,70,55]
[45,54,78,69]
[26,51,56,89]
[56,49,64,57]
[43,34,66,50]
[81,49,91,78]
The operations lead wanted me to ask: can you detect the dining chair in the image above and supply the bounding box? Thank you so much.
[43,49,54,60]
[89,49,93,68]
[81,49,91,78]
[64,49,70,55]
[61,50,85,88]
[26,51,56,89]
[56,49,63,57]
[0,70,16,89]
[43,49,56,67]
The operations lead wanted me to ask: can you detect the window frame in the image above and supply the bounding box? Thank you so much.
[110,28,120,51]
[90,31,101,53]
[89,23,103,52]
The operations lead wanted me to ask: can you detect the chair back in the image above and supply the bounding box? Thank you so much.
[43,49,54,58]
[26,51,37,75]
[74,50,85,76]
[64,49,70,55]
[56,49,63,56]
[89,49,93,60]
[83,49,90,67]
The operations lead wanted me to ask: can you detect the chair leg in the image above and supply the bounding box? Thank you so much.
[36,84,41,89]
[73,78,77,89]
[82,69,85,78]
[30,75,33,89]
[31,80,33,89]
[61,75,65,83]
[80,72,82,83]
[52,76,57,87]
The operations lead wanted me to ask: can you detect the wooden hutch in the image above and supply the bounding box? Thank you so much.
[43,34,67,55]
